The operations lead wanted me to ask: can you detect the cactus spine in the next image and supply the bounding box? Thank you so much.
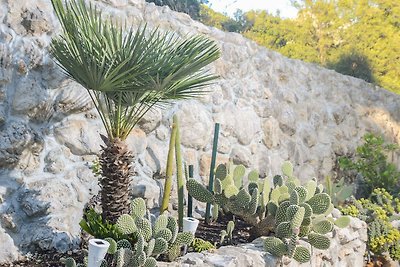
[160,118,177,213]
[174,115,184,229]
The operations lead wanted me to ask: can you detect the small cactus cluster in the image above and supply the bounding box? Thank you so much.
[220,220,235,245]
[187,161,350,263]
[63,198,194,267]
[341,189,400,261]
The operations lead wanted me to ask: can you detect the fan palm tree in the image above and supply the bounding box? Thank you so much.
[50,0,220,223]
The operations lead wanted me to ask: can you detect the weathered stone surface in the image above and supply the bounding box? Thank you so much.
[53,119,104,155]
[0,227,20,263]
[175,101,213,149]
[0,0,399,263]
[0,121,41,169]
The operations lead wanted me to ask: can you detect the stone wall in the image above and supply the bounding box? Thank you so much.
[0,0,399,263]
[160,212,368,267]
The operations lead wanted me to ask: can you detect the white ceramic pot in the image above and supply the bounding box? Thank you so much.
[182,217,199,234]
[88,239,110,267]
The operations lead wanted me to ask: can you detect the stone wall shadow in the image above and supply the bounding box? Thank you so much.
[0,171,81,258]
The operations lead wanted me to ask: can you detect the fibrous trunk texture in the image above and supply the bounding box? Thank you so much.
[99,136,133,223]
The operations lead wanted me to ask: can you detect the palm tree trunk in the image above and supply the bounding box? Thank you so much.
[99,135,133,223]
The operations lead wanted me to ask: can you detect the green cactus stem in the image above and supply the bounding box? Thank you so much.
[174,115,184,230]
[160,117,177,213]
[205,123,220,224]
[187,165,194,217]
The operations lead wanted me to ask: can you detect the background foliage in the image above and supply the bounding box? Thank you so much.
[147,0,400,94]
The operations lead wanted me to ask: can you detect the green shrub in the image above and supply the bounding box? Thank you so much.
[338,133,400,196]
[80,209,124,241]
[191,238,215,252]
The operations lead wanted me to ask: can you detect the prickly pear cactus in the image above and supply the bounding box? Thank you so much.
[63,197,194,267]
[187,162,274,234]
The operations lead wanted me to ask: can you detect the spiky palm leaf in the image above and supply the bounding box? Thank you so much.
[50,0,220,222]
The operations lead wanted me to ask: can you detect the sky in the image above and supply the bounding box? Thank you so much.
[207,0,298,18]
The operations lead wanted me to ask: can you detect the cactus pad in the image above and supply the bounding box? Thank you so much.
[307,193,331,215]
[135,217,153,241]
[300,203,313,218]
[154,214,168,233]
[294,186,307,203]
[334,216,351,228]
[247,188,259,215]
[227,221,235,237]
[146,238,155,256]
[234,189,251,207]
[291,207,305,230]
[152,237,168,255]
[61,257,76,267]
[305,179,317,200]
[276,222,292,239]
[215,164,227,180]
[278,193,290,203]
[293,246,311,263]
[214,178,223,194]
[131,198,146,218]
[275,201,290,225]
[299,225,311,237]
[143,257,157,267]
[187,179,214,203]
[224,184,239,198]
[167,216,178,243]
[281,161,293,177]
[154,228,173,241]
[248,182,258,194]
[233,165,246,179]
[105,237,117,254]
[286,205,300,221]
[289,190,300,205]
[168,244,181,261]
[263,237,287,257]
[116,214,137,235]
[248,170,259,182]
[273,175,284,187]
[267,201,278,216]
[174,232,194,246]
[117,239,132,250]
[313,219,334,234]
[308,233,331,250]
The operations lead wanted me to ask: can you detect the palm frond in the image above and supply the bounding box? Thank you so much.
[50,0,220,140]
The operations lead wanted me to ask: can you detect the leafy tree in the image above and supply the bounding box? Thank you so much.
[338,133,400,197]
[201,0,400,93]
[50,0,220,223]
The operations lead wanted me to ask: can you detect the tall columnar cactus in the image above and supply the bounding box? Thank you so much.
[187,161,351,263]
[160,115,186,230]
[160,118,177,213]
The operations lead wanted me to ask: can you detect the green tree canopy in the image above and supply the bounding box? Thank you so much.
[199,0,400,93]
